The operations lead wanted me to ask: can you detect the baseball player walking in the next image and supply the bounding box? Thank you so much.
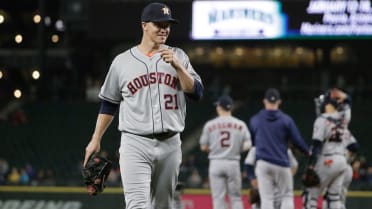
[83,2,203,209]
[249,88,309,209]
[199,95,252,209]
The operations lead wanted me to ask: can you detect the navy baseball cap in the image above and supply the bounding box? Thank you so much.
[214,95,233,110]
[264,88,281,103]
[141,3,178,24]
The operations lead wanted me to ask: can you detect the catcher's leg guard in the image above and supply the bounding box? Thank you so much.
[323,191,330,209]
[327,192,342,209]
[302,190,318,209]
[340,187,348,209]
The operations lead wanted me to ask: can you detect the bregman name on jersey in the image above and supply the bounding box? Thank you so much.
[208,122,243,132]
[127,72,178,94]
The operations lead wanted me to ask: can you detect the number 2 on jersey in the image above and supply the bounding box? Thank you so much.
[164,94,178,110]
[220,131,231,147]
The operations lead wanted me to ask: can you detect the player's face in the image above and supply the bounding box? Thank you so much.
[263,99,281,110]
[143,22,171,44]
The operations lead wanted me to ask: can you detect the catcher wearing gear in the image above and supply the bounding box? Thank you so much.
[319,89,357,209]
[302,92,358,209]
[82,153,112,196]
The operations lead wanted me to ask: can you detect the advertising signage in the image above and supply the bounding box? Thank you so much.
[191,0,372,40]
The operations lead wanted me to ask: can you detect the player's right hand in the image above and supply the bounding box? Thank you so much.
[158,48,181,69]
[84,139,101,167]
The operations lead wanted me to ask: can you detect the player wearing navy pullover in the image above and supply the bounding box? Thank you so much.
[251,108,309,166]
[247,88,309,209]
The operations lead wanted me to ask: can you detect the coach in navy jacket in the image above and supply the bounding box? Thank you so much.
[251,89,309,166]
[247,88,309,209]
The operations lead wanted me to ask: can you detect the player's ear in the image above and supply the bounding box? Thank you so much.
[277,100,282,106]
[141,22,147,30]
[216,106,221,113]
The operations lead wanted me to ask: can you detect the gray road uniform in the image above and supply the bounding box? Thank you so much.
[99,45,202,209]
[200,116,252,209]
[244,147,298,209]
[303,112,357,209]
[315,95,355,209]
[323,133,356,209]
[245,148,298,171]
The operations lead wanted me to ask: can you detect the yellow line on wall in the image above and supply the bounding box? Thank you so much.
[1,186,372,197]
[0,186,123,194]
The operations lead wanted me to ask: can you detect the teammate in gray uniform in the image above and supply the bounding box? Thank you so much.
[83,3,203,209]
[315,88,357,209]
[303,96,358,209]
[245,147,298,209]
[199,95,252,209]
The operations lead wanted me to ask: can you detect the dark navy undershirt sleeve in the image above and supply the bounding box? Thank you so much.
[99,99,119,115]
[185,79,203,101]
[347,142,359,153]
[246,164,256,181]
[308,139,322,166]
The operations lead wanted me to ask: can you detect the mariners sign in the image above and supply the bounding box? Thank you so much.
[191,0,286,39]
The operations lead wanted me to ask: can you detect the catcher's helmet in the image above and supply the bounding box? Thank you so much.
[314,89,338,115]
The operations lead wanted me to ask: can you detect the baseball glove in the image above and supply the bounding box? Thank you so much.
[302,167,320,187]
[82,153,112,196]
[249,188,260,205]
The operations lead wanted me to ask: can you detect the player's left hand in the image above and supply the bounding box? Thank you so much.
[84,139,101,167]
[81,153,112,196]
[158,48,180,69]
[250,178,258,189]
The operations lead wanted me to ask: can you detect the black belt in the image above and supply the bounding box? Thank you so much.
[322,153,343,156]
[123,131,178,141]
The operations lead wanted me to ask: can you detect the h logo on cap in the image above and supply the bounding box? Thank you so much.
[162,7,170,15]
[141,3,178,24]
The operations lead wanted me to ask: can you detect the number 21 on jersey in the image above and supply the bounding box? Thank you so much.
[164,94,178,110]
